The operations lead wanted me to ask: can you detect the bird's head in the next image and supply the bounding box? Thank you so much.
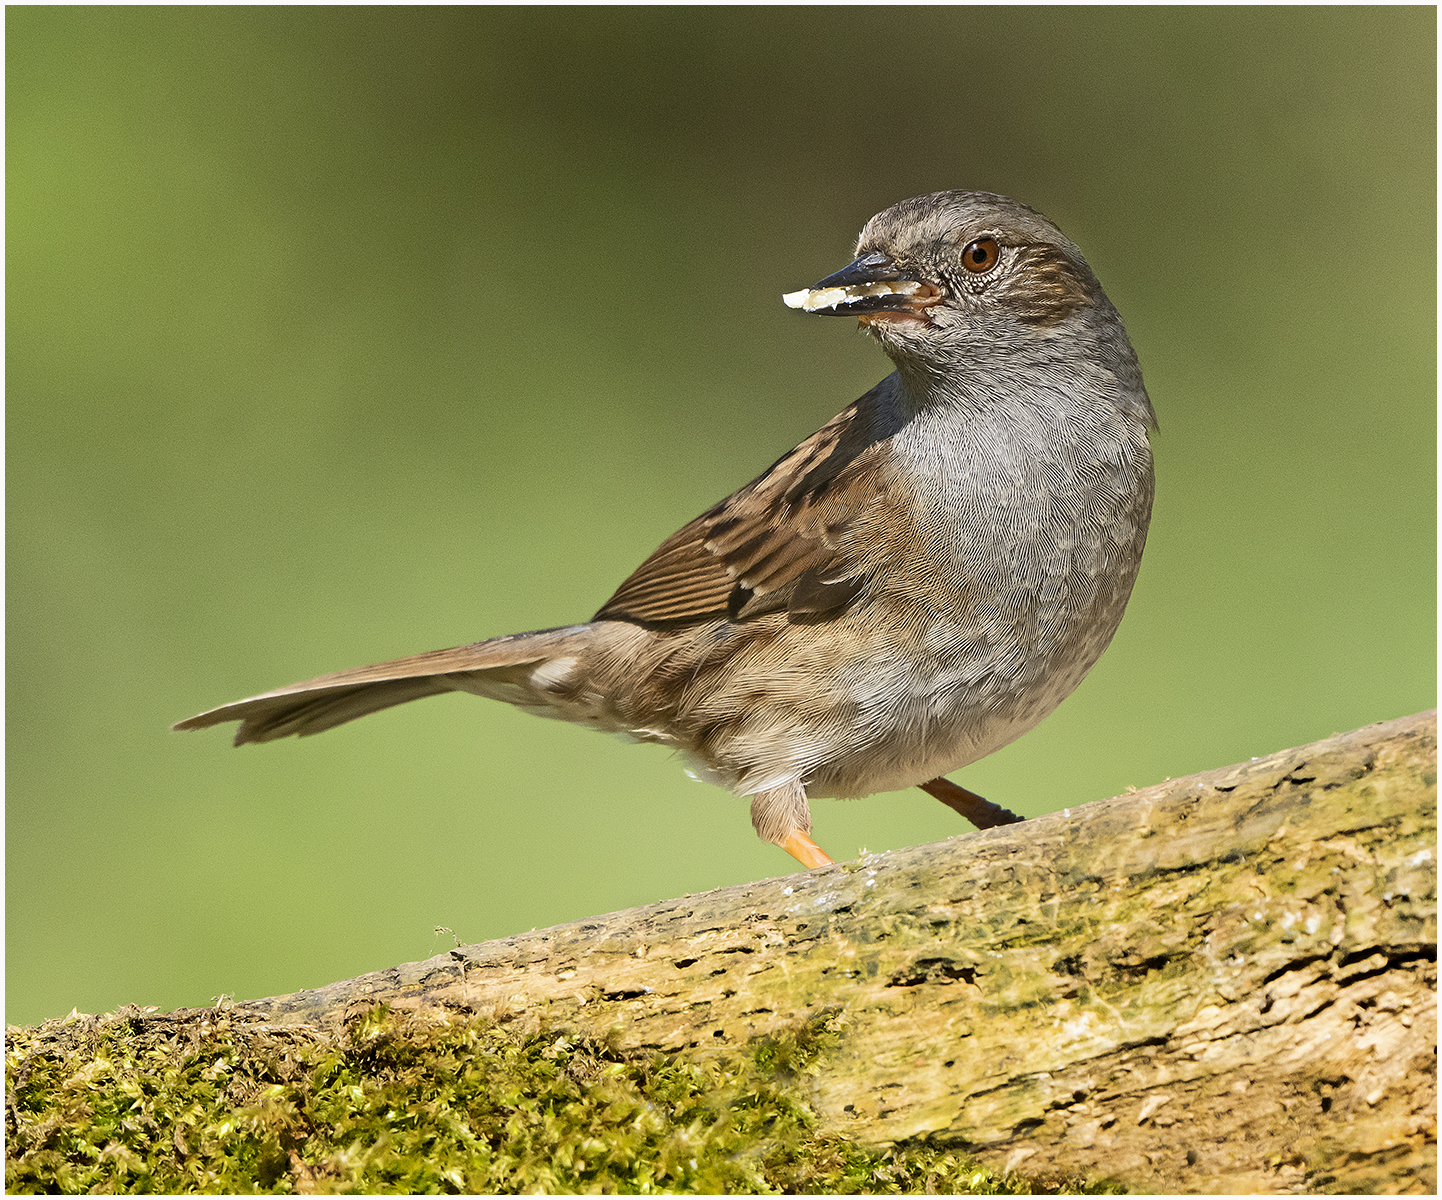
[785,191,1127,383]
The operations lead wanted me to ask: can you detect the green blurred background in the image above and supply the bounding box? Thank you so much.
[8,8,1434,1026]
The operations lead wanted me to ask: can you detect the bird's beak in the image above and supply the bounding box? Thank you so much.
[783,251,942,317]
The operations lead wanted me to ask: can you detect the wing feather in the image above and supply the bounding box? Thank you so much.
[594,382,901,625]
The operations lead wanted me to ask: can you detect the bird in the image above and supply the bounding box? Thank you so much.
[175,190,1156,871]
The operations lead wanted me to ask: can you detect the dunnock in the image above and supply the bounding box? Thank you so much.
[177,191,1156,869]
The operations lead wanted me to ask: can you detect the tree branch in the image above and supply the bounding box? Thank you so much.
[238,710,1436,1193]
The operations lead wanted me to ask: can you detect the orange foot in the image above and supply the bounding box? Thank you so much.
[779,829,835,869]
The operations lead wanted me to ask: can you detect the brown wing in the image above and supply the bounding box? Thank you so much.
[595,384,897,625]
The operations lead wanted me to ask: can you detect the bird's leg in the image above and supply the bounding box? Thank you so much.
[751,784,835,868]
[779,829,835,869]
[920,777,1025,830]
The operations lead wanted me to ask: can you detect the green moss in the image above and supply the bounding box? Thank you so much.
[7,1004,1123,1194]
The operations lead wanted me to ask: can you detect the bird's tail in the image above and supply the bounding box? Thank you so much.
[173,625,595,746]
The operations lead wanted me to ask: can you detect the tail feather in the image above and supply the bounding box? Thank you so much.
[174,625,592,746]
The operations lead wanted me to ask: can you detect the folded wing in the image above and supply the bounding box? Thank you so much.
[595,386,898,625]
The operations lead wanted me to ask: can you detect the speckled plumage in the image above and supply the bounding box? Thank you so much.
[177,191,1156,865]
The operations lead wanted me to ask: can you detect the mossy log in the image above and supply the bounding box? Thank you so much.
[238,711,1437,1193]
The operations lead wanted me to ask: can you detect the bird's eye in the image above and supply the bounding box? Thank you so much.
[961,236,1000,273]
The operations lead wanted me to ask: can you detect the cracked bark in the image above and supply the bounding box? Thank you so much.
[238,710,1436,1194]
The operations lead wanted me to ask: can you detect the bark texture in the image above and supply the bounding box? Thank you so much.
[246,711,1437,1194]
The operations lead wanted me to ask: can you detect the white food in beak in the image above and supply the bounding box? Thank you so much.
[782,279,924,311]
